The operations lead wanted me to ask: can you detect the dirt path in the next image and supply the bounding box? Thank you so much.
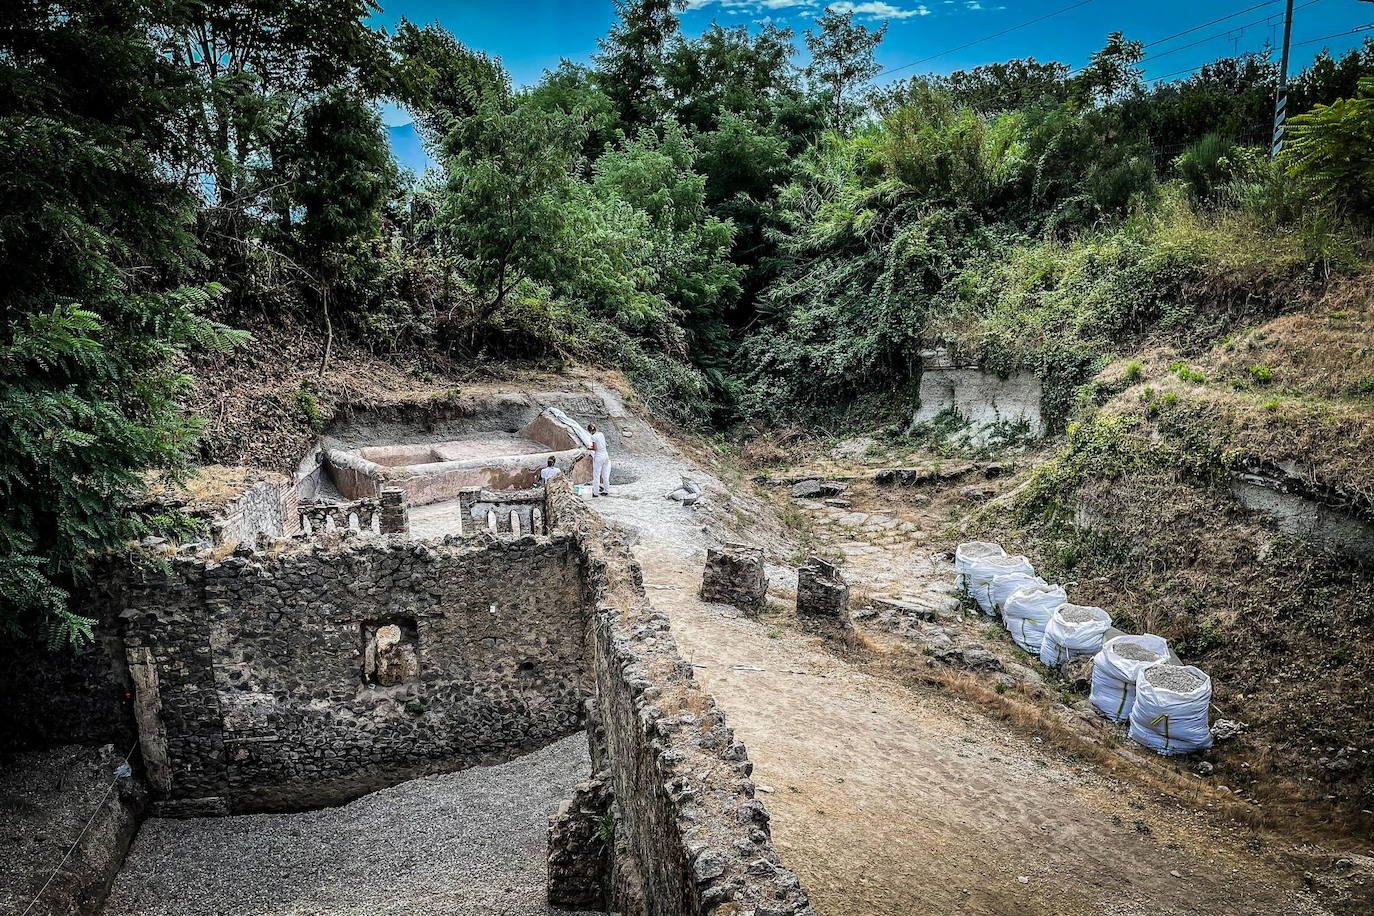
[584,390,1332,916]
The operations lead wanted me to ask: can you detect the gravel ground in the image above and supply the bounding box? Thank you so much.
[1112,641,1163,662]
[104,734,599,916]
[1143,664,1206,692]
[1058,604,1100,623]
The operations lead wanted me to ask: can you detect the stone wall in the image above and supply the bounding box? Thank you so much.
[210,476,300,545]
[114,534,590,813]
[914,347,1043,445]
[547,479,814,916]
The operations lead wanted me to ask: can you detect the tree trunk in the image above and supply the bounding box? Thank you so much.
[318,281,333,378]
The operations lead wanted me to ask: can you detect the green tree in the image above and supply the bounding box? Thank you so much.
[283,89,397,372]
[590,124,741,370]
[661,22,801,133]
[392,19,511,144]
[434,99,585,341]
[1284,76,1374,219]
[1,0,243,643]
[158,0,397,313]
[804,8,887,131]
[593,0,684,129]
[524,60,621,160]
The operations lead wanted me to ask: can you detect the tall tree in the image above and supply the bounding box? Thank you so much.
[593,0,683,129]
[392,19,511,145]
[804,8,886,131]
[434,98,585,341]
[157,0,396,312]
[0,0,242,643]
[283,89,397,373]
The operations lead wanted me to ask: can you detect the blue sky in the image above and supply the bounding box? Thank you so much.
[375,0,1374,166]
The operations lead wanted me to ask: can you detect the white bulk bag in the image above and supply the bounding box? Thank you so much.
[1090,634,1170,721]
[954,541,1005,591]
[1002,583,1067,652]
[988,573,1047,616]
[1039,603,1112,668]
[1128,664,1213,755]
[967,554,1035,615]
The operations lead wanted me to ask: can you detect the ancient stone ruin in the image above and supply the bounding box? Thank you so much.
[700,542,768,614]
[4,417,814,916]
[796,557,851,637]
[913,346,1043,444]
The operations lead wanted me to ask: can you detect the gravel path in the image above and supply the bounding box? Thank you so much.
[104,734,597,916]
[575,386,1334,916]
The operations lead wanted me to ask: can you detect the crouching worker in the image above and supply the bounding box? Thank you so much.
[587,423,611,497]
[539,455,561,482]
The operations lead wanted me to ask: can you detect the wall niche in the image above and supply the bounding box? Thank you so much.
[362,618,419,687]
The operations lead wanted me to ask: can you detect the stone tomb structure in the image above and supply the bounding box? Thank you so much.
[913,346,1043,444]
[38,476,812,916]
[326,407,595,505]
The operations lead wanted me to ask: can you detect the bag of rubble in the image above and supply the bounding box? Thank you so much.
[966,553,1036,616]
[1039,603,1112,668]
[954,541,1004,592]
[1090,634,1170,722]
[1002,583,1067,652]
[988,572,1047,616]
[1128,663,1213,755]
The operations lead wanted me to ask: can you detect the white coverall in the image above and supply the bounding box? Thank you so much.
[590,430,610,495]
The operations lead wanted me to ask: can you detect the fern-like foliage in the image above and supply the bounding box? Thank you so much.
[1,3,242,646]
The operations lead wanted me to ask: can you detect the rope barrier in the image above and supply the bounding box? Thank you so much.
[19,742,140,916]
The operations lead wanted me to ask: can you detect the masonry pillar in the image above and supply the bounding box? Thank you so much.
[796,557,850,637]
[699,542,768,615]
[548,774,613,910]
[379,487,410,536]
[458,486,482,536]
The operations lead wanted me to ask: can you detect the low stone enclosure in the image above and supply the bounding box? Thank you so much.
[6,477,812,916]
[327,407,594,505]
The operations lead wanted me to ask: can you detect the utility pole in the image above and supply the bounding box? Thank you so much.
[1271,0,1295,158]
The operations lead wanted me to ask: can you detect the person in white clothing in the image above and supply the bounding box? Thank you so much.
[587,423,610,496]
[539,456,561,482]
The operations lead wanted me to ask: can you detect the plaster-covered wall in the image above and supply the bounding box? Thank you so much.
[1231,477,1374,556]
[913,348,1043,445]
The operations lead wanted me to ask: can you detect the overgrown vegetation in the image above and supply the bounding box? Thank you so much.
[5,0,1374,640]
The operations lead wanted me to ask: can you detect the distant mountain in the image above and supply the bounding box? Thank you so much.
[387,122,437,178]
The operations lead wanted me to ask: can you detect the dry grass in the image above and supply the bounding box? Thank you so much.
[850,632,1374,845]
[1207,272,1374,404]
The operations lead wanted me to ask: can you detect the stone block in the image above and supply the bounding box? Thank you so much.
[699,543,768,614]
[379,487,410,536]
[548,773,613,910]
[796,558,850,636]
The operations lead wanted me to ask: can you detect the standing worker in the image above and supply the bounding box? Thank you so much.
[539,455,561,482]
[587,423,611,497]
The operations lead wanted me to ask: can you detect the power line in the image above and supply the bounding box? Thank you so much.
[1145,25,1369,83]
[1138,0,1321,65]
[1139,0,1285,49]
[874,0,1096,79]
[1290,23,1374,48]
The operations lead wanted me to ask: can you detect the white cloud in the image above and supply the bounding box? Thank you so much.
[683,0,819,11]
[826,1,931,19]
[684,0,934,20]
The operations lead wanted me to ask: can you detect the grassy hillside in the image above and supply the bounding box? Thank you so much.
[959,279,1374,819]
